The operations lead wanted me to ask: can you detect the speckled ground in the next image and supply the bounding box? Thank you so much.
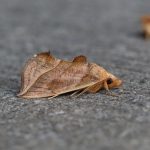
[0,0,150,150]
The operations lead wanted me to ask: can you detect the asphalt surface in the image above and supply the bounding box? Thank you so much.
[0,0,150,150]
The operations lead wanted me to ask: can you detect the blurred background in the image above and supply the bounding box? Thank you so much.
[0,0,150,76]
[0,0,150,150]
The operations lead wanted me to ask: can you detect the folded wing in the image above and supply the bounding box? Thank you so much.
[19,56,96,98]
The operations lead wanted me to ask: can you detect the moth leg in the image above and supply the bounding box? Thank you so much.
[75,81,103,97]
[104,81,118,97]
[104,81,109,91]
[106,92,119,97]
[48,94,59,99]
[75,86,93,97]
[71,90,81,96]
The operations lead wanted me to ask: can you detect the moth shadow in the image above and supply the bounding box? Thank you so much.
[131,31,145,39]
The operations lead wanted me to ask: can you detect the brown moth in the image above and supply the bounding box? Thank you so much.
[18,52,122,99]
[141,15,150,39]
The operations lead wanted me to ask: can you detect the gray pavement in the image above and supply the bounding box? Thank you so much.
[0,0,150,150]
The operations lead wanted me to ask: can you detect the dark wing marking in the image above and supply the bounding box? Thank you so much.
[72,55,87,63]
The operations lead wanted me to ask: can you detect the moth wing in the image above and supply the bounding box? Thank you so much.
[18,52,60,96]
[46,61,103,96]
[19,57,106,99]
[19,59,91,98]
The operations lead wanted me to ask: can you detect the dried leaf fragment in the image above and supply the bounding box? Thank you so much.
[18,52,122,99]
[141,15,150,39]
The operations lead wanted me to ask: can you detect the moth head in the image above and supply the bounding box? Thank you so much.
[106,73,122,89]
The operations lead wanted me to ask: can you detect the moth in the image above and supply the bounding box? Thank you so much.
[18,52,122,99]
[141,15,150,39]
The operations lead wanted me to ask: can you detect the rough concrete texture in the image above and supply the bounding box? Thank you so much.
[0,0,150,150]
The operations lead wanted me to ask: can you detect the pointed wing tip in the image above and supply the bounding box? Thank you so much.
[17,92,33,99]
[17,89,27,97]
